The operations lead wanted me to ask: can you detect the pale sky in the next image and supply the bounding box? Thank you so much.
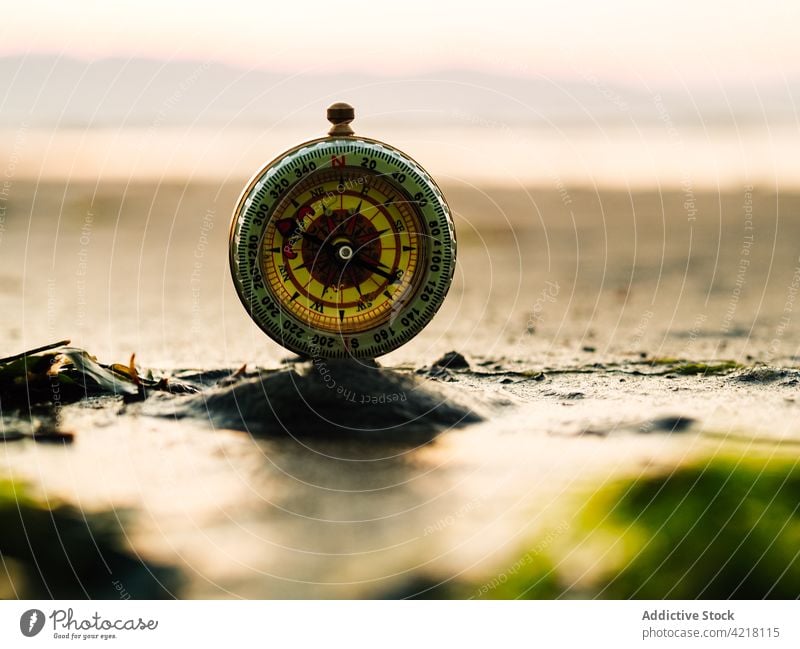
[2,0,799,84]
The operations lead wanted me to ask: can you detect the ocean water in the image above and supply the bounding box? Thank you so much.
[1,122,798,187]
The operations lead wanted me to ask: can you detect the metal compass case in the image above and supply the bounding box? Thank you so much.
[229,103,457,359]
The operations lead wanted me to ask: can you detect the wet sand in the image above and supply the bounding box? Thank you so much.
[1,180,799,597]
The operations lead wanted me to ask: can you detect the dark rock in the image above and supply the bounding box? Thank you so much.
[432,351,470,371]
[423,366,456,381]
[734,367,795,383]
[581,428,608,437]
[640,415,696,433]
[31,430,75,444]
[544,390,584,400]
[167,360,481,441]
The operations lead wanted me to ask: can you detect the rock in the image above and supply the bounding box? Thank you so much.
[432,351,470,371]
[543,390,584,400]
[640,415,696,433]
[31,430,75,444]
[167,360,482,441]
[579,428,608,437]
[733,367,794,383]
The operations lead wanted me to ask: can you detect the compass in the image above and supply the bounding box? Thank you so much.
[229,102,456,359]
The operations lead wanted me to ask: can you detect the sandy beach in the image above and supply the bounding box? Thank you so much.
[2,179,799,598]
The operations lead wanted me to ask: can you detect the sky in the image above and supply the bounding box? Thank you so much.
[2,0,798,186]
[2,0,799,84]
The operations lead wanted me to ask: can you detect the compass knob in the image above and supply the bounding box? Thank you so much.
[327,102,355,136]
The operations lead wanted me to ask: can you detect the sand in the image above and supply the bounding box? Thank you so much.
[1,180,799,597]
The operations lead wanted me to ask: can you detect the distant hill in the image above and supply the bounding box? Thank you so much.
[0,55,796,128]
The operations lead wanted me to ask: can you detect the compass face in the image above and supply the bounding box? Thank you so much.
[230,136,456,359]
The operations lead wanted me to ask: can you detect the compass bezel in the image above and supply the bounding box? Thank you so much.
[229,135,456,359]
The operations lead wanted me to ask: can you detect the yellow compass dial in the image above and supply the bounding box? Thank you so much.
[258,168,425,335]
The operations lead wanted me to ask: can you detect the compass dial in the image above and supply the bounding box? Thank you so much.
[230,112,455,359]
[260,168,425,335]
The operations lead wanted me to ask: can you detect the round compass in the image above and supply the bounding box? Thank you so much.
[229,103,456,359]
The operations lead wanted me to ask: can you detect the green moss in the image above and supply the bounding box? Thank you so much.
[0,480,180,599]
[474,455,800,599]
[672,360,742,375]
[386,548,561,600]
[648,357,682,365]
[590,456,800,598]
[644,358,742,376]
